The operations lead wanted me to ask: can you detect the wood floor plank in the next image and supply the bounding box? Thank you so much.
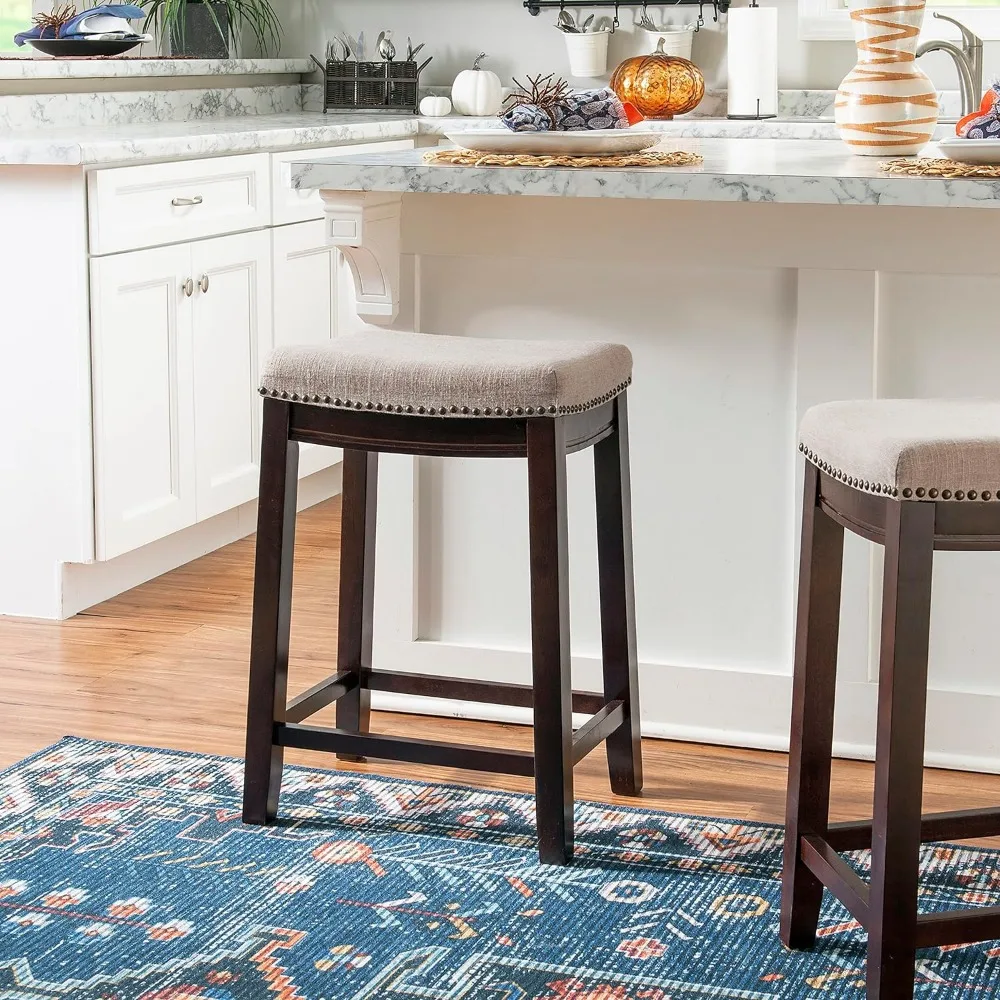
[3,495,1000,845]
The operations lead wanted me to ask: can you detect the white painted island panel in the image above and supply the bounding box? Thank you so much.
[875,275,1000,763]
[343,191,1000,772]
[415,255,796,676]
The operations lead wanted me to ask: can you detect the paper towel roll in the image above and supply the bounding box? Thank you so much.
[727,4,778,119]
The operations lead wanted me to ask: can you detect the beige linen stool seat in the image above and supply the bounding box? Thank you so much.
[242,330,642,866]
[781,398,1000,999]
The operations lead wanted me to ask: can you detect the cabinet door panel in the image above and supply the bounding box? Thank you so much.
[191,229,273,520]
[272,220,343,478]
[90,245,196,560]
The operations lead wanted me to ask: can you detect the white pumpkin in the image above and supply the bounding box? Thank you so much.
[451,53,503,116]
[419,95,453,117]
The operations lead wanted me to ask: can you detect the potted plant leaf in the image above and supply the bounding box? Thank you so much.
[139,0,281,58]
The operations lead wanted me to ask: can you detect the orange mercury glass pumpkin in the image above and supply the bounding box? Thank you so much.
[610,39,705,120]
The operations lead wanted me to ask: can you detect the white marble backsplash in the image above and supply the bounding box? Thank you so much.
[0,78,963,135]
[0,83,304,129]
[777,88,962,120]
[0,105,967,166]
[779,90,835,118]
[359,85,961,121]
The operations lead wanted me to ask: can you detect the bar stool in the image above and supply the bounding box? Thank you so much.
[242,330,642,866]
[781,399,1000,999]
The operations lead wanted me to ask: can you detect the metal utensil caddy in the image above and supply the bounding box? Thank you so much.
[311,55,421,114]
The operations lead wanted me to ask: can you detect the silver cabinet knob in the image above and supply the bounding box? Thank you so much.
[199,273,210,294]
[171,195,204,207]
[182,278,194,297]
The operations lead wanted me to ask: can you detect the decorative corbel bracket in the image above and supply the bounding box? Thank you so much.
[320,190,402,323]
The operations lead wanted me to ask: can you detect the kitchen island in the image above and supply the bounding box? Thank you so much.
[5,107,869,623]
[290,137,1000,772]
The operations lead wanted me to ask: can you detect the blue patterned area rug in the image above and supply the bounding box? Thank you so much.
[2,738,1000,998]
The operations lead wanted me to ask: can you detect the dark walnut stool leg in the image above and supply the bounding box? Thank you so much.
[243,399,299,824]
[594,393,643,796]
[527,416,575,865]
[780,477,934,1000]
[335,449,379,762]
[780,461,844,948]
[866,500,934,1000]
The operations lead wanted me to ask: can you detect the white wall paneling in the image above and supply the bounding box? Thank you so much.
[359,194,1000,771]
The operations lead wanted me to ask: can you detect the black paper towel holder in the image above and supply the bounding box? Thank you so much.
[727,98,777,121]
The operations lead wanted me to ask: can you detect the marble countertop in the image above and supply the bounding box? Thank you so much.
[0,113,422,165]
[0,110,963,168]
[290,137,1000,210]
[0,57,313,80]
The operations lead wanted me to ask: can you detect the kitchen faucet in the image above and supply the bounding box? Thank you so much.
[916,12,984,117]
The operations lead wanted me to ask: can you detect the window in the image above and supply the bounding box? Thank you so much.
[0,0,32,53]
[800,0,1000,41]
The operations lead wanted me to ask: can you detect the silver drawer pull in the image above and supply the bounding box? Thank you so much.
[171,195,203,207]
[199,273,210,294]
[182,278,194,297]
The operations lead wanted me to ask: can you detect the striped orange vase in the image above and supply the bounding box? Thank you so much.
[835,0,939,155]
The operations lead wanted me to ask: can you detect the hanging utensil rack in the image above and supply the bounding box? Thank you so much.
[525,0,729,24]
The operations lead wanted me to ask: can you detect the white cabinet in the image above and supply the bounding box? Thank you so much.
[91,231,271,560]
[192,230,273,519]
[91,244,198,562]
[87,140,410,565]
[272,219,343,478]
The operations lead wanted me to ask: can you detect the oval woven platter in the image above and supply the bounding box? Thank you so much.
[425,148,703,169]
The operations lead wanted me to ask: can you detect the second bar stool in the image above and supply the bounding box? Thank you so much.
[782,399,1000,999]
[242,330,642,866]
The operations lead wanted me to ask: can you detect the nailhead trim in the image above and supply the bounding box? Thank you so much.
[258,378,631,418]
[799,441,998,501]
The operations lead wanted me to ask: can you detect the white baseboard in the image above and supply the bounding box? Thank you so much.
[56,464,342,620]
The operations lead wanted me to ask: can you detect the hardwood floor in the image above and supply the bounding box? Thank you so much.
[3,495,1000,842]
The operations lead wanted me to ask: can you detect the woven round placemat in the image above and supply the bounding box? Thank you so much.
[425,148,703,169]
[881,158,1000,179]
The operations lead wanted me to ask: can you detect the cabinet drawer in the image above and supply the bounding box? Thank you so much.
[271,140,414,226]
[89,153,270,256]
